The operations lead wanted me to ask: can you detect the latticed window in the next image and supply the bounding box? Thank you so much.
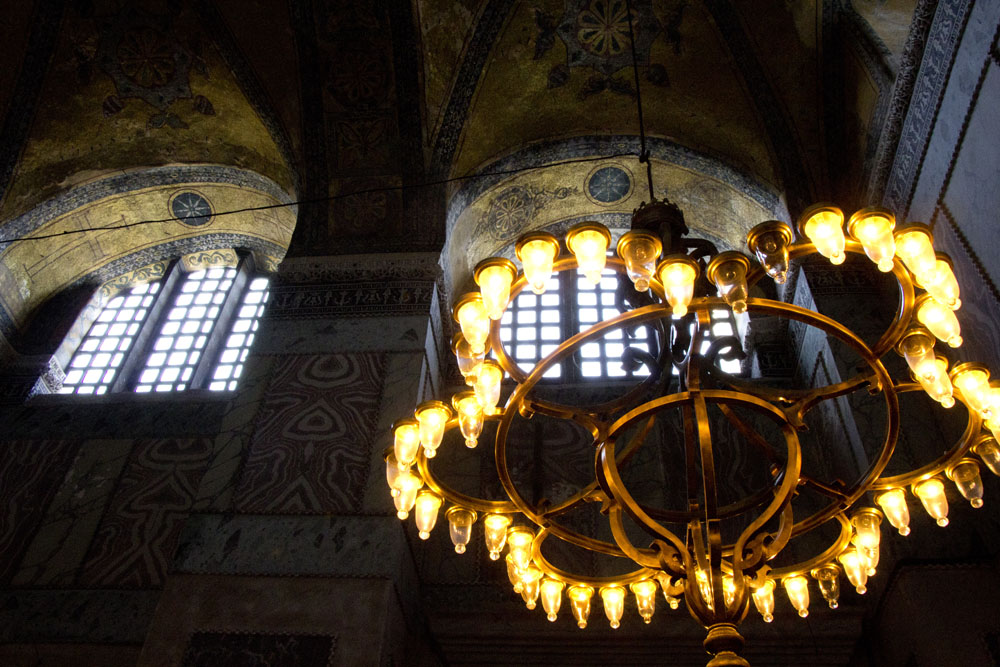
[58,257,269,395]
[499,266,742,380]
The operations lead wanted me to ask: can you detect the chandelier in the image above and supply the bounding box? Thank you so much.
[384,198,1000,665]
[382,5,998,665]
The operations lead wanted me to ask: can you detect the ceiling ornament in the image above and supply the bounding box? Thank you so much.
[383,4,999,666]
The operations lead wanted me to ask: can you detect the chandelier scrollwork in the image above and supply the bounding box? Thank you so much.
[385,199,1000,667]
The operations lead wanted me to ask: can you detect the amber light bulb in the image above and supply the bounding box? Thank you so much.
[630,580,658,624]
[568,585,594,628]
[751,579,775,622]
[799,204,846,265]
[897,328,937,381]
[917,357,955,408]
[914,478,950,526]
[917,256,961,309]
[656,256,699,317]
[600,585,626,629]
[617,231,662,291]
[947,458,985,508]
[414,490,443,539]
[655,572,682,610]
[393,418,421,471]
[876,488,912,536]
[811,564,842,609]
[506,554,524,593]
[414,401,452,459]
[783,575,810,618]
[566,222,612,286]
[515,232,560,295]
[392,470,422,520]
[894,223,938,277]
[474,360,504,415]
[851,508,882,551]
[452,333,486,385]
[838,548,869,594]
[475,257,517,321]
[950,364,991,415]
[453,293,491,355]
[848,207,896,272]
[506,526,535,571]
[706,251,751,314]
[446,506,476,554]
[916,295,963,347]
[520,567,543,609]
[452,391,484,448]
[540,579,565,621]
[747,220,793,284]
[483,514,512,560]
[973,436,1000,477]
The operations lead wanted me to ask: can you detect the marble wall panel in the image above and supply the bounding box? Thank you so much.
[78,438,214,587]
[254,314,433,354]
[235,353,385,514]
[181,631,335,667]
[0,644,142,667]
[0,439,79,583]
[138,576,401,667]
[172,514,406,578]
[12,439,132,586]
[0,589,160,644]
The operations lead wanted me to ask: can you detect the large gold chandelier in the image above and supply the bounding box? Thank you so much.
[384,198,1000,666]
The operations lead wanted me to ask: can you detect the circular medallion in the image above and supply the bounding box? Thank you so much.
[587,166,632,204]
[170,191,213,227]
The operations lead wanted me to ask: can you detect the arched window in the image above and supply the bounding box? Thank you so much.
[57,255,270,394]
[499,266,742,380]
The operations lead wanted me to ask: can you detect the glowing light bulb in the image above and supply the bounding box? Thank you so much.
[630,580,658,624]
[917,357,955,408]
[540,579,565,622]
[916,296,962,347]
[799,204,846,265]
[838,548,869,594]
[454,293,491,354]
[848,207,896,272]
[446,506,476,554]
[811,564,841,609]
[566,222,611,286]
[452,391,484,448]
[947,458,985,508]
[520,567,542,609]
[600,585,626,629]
[918,257,961,309]
[695,569,714,611]
[506,526,535,571]
[568,585,594,628]
[475,258,517,321]
[452,333,485,385]
[973,436,1000,477]
[951,364,991,416]
[392,470,422,520]
[783,576,810,618]
[483,514,512,560]
[876,488,912,536]
[751,579,775,622]
[747,220,793,284]
[506,554,524,593]
[414,401,452,459]
[851,509,882,551]
[393,419,420,470]
[617,231,662,291]
[515,232,560,295]
[474,360,503,415]
[860,544,880,576]
[414,490,442,540]
[707,251,751,314]
[898,328,937,381]
[894,223,937,277]
[656,257,699,317]
[914,478,950,527]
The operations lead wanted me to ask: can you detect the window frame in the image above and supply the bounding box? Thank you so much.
[56,252,268,395]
